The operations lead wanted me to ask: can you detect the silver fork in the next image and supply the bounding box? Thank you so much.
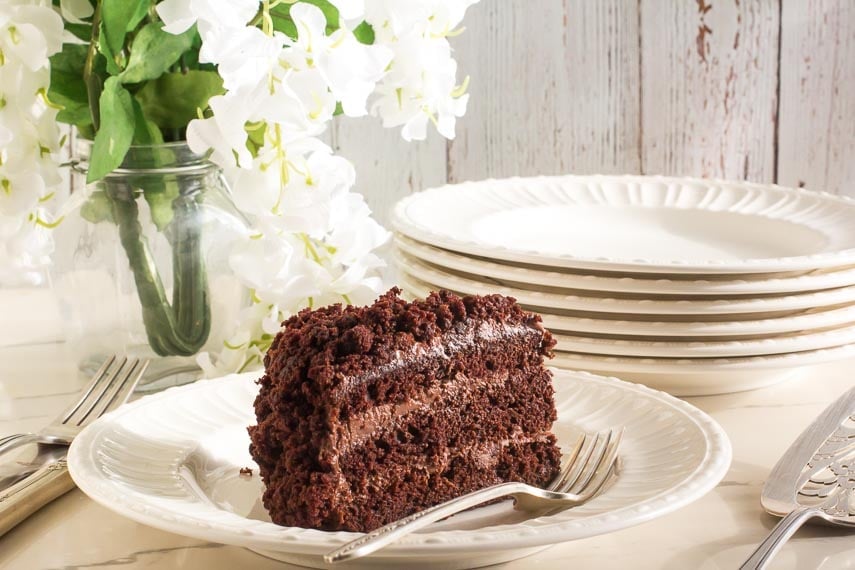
[0,356,149,458]
[325,428,623,564]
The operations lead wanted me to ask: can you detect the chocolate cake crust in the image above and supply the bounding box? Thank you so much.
[249,288,561,532]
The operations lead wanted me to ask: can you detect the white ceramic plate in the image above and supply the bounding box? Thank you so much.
[550,344,855,396]
[551,324,855,358]
[539,305,855,339]
[397,260,855,316]
[399,275,855,337]
[68,371,731,570]
[395,235,855,296]
[392,175,855,274]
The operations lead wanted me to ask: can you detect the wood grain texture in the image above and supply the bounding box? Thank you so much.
[330,116,446,225]
[777,0,855,196]
[639,0,780,181]
[446,0,641,183]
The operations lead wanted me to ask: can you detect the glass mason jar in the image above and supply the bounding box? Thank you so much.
[53,141,249,390]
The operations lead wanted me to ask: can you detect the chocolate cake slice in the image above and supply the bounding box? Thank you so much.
[248,288,561,532]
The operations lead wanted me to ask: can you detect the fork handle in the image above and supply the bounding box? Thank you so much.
[0,460,75,537]
[739,506,819,570]
[0,434,40,458]
[325,482,531,564]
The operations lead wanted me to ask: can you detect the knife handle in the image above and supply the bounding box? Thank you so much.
[739,506,819,570]
[0,460,75,537]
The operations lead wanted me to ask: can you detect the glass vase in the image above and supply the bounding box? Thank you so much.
[52,141,249,391]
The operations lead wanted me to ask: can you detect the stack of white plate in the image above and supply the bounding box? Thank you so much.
[391,175,855,396]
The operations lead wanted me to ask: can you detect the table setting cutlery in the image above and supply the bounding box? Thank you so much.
[393,175,855,395]
[740,385,855,569]
[0,356,147,536]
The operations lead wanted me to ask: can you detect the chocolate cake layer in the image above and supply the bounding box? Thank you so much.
[249,288,561,532]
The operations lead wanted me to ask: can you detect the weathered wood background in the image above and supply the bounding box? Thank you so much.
[332,0,854,225]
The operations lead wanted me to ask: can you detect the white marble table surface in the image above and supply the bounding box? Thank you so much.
[2,318,855,568]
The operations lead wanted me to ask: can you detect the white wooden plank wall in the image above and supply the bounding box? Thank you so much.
[640,0,779,181]
[332,0,853,225]
[777,0,855,193]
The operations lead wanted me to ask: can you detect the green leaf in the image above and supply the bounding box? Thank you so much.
[64,22,92,42]
[50,42,88,74]
[49,44,92,126]
[97,22,122,75]
[88,76,135,183]
[135,70,224,129]
[101,0,148,55]
[120,23,196,84]
[271,16,297,38]
[142,180,179,231]
[246,123,267,158]
[57,102,93,125]
[77,124,95,140]
[353,21,375,44]
[131,98,164,145]
[80,191,115,224]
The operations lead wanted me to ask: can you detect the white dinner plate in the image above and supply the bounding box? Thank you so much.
[397,261,855,316]
[539,305,855,339]
[551,324,855,358]
[392,175,855,274]
[550,344,855,396]
[400,274,855,337]
[68,370,731,570]
[395,235,855,297]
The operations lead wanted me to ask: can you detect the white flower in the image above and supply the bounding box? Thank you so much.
[157,0,260,35]
[329,0,365,21]
[228,231,321,308]
[201,25,284,91]
[0,169,44,216]
[0,4,64,71]
[186,90,257,166]
[0,1,63,286]
[363,0,478,140]
[364,0,478,39]
[167,0,478,375]
[284,3,392,117]
[370,32,468,140]
[328,192,389,262]
[59,0,93,24]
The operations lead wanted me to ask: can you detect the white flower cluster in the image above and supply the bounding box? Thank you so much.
[362,0,479,141]
[0,0,65,286]
[155,0,478,375]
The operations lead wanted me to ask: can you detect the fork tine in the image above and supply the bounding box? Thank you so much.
[67,357,129,427]
[575,428,624,499]
[548,432,587,491]
[100,358,148,416]
[74,357,139,426]
[59,355,117,424]
[554,432,598,493]
[568,430,612,495]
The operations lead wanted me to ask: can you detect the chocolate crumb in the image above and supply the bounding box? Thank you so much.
[239,467,253,477]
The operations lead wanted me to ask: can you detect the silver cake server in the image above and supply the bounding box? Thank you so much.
[740,386,855,569]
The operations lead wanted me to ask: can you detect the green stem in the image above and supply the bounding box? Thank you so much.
[83,1,103,130]
[169,187,210,347]
[105,179,211,357]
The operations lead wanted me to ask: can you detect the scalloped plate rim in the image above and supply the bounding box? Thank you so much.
[392,175,855,273]
[397,263,855,316]
[393,234,855,296]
